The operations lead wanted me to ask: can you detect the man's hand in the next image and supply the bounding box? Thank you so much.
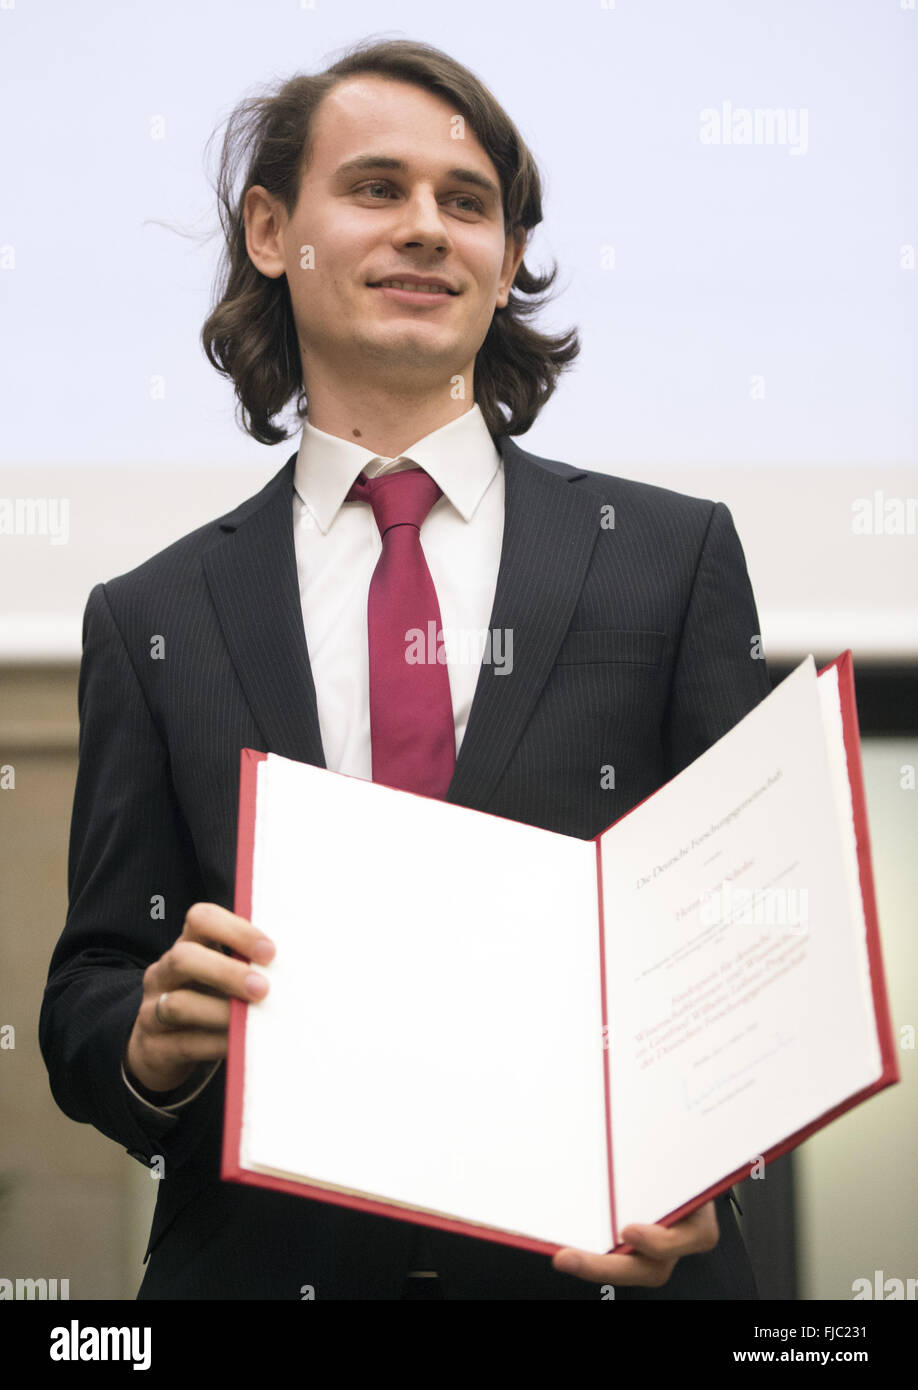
[124,902,275,1094]
[551,1200,719,1287]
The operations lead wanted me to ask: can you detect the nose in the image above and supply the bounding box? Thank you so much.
[390,185,452,252]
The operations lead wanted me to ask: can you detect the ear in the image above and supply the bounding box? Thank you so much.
[244,185,288,280]
[495,225,527,308]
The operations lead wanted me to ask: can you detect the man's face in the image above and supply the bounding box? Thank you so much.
[246,75,526,398]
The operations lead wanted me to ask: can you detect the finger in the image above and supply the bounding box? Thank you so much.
[552,1246,678,1288]
[149,988,231,1034]
[620,1202,719,1259]
[137,1027,230,1072]
[183,902,275,965]
[147,939,269,1002]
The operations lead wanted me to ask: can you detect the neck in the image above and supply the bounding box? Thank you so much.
[300,367,476,459]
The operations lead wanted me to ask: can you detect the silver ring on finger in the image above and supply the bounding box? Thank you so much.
[154,992,172,1029]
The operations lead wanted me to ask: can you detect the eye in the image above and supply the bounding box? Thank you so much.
[361,181,394,200]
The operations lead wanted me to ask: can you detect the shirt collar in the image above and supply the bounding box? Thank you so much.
[293,402,500,534]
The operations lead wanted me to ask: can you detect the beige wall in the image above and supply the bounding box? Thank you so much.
[1,665,914,1299]
[796,738,918,1300]
[0,666,154,1299]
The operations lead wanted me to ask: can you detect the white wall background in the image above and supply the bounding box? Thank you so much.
[0,0,915,659]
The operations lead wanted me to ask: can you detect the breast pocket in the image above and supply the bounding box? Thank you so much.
[554,628,666,667]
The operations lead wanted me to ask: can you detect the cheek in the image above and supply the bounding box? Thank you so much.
[476,257,508,308]
[287,220,346,282]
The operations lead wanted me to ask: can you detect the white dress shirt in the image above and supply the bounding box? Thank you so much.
[124,401,505,1118]
[292,400,504,775]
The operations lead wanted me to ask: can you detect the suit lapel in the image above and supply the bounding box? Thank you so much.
[201,434,600,809]
[446,434,599,810]
[203,455,326,769]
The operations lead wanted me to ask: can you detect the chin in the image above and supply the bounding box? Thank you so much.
[361,328,462,365]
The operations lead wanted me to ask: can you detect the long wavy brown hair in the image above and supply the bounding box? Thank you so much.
[201,38,580,445]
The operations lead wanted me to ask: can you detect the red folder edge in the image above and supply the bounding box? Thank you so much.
[222,652,900,1255]
[221,747,267,1198]
[595,837,619,1250]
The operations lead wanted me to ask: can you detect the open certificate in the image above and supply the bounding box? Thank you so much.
[222,653,899,1255]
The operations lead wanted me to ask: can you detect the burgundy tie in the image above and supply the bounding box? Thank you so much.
[345,467,455,798]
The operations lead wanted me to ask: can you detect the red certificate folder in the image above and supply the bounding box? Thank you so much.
[222,652,899,1255]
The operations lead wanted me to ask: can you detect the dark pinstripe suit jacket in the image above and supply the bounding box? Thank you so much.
[40,431,771,1300]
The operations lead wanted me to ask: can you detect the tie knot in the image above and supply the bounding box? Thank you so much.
[345,468,442,538]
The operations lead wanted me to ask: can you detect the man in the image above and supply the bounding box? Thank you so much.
[40,39,769,1299]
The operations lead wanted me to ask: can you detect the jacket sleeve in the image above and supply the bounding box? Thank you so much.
[38,582,223,1170]
[662,501,772,779]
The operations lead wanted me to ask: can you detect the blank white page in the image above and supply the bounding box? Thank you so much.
[240,756,611,1253]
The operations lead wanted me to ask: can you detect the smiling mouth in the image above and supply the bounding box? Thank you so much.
[367,281,459,296]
